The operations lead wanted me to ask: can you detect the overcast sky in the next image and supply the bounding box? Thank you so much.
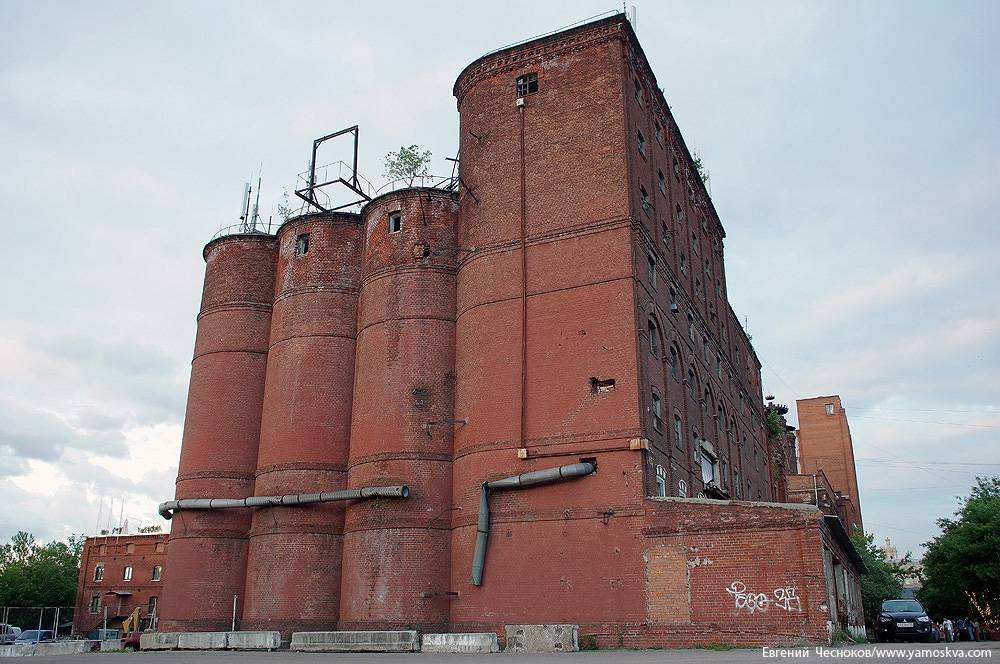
[1,0,997,558]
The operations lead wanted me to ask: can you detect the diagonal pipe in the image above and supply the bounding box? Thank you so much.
[158,485,409,520]
[471,462,595,585]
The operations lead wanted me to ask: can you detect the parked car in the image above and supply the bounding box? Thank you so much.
[875,599,935,642]
[0,624,22,645]
[14,630,55,644]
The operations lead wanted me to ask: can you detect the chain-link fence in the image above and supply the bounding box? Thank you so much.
[0,606,75,639]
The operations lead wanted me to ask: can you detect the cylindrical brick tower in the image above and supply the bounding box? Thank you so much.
[449,16,645,634]
[338,188,458,632]
[242,212,362,634]
[160,233,277,632]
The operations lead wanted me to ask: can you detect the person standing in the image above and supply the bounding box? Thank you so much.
[944,618,954,642]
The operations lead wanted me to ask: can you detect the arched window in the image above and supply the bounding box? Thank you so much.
[669,346,679,379]
[93,563,104,582]
[673,413,683,448]
[692,429,700,459]
[123,566,133,581]
[655,465,667,497]
[718,403,726,431]
[152,565,162,581]
[648,317,660,356]
[687,313,696,341]
[651,390,663,431]
[678,479,688,497]
[687,368,697,399]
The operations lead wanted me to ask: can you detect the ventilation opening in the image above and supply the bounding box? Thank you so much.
[590,377,616,394]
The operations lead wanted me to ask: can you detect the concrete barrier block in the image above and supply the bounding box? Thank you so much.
[32,641,93,656]
[140,632,180,650]
[291,630,420,652]
[177,631,228,650]
[0,643,32,657]
[226,631,281,650]
[504,624,579,652]
[422,633,499,653]
[100,639,123,651]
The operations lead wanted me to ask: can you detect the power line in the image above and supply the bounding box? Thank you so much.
[853,414,999,429]
[850,405,999,415]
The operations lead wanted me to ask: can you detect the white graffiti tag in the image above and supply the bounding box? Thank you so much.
[726,581,771,614]
[773,586,802,612]
[726,581,803,615]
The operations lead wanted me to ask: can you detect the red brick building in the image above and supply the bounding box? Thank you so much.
[795,396,864,533]
[158,13,864,646]
[72,533,168,636]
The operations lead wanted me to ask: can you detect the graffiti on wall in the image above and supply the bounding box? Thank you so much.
[726,581,802,615]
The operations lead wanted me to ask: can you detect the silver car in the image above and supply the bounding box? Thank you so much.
[0,624,22,645]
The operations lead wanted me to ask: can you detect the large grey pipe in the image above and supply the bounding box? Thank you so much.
[471,462,595,586]
[158,485,409,520]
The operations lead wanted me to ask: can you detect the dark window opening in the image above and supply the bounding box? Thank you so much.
[295,233,310,256]
[651,390,663,431]
[637,129,646,157]
[658,169,666,196]
[516,73,539,97]
[590,377,616,394]
[640,185,651,213]
[388,212,402,233]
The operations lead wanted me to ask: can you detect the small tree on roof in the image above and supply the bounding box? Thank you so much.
[384,145,432,186]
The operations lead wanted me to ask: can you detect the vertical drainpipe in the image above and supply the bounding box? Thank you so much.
[519,99,528,451]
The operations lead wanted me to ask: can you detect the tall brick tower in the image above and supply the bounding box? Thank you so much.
[795,396,863,532]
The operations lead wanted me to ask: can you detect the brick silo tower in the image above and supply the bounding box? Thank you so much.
[160,233,277,632]
[448,16,650,631]
[241,212,363,634]
[338,188,458,632]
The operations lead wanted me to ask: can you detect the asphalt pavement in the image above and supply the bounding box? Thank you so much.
[18,640,999,664]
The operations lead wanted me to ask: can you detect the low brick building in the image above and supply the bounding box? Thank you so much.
[72,533,168,637]
[156,12,865,647]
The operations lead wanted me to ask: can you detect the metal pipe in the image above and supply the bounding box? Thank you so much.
[471,462,595,585]
[158,485,409,520]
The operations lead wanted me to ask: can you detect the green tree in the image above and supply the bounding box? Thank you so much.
[849,530,912,625]
[920,475,1000,631]
[384,145,432,186]
[0,531,83,608]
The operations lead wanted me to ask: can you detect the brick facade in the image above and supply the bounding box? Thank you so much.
[795,396,864,532]
[159,13,864,647]
[72,534,168,636]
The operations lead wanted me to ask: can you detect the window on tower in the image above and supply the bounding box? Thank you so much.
[515,73,538,97]
[388,212,402,233]
[295,233,310,256]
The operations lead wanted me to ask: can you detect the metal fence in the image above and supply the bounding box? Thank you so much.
[0,606,75,639]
